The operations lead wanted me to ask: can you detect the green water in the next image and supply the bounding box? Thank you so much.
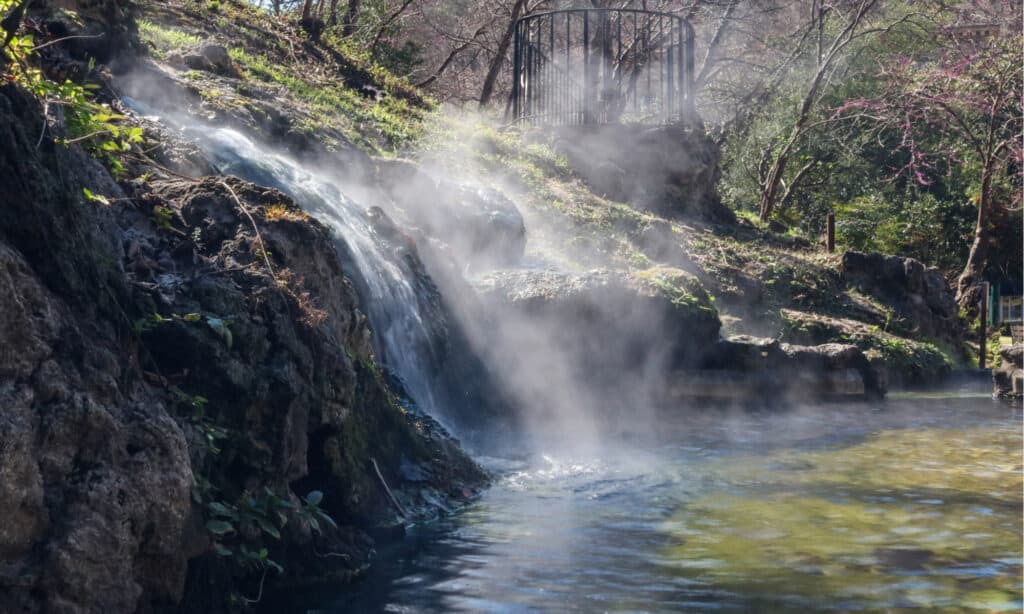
[276,397,1023,613]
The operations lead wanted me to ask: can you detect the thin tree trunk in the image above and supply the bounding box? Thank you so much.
[342,0,361,37]
[757,0,878,222]
[956,163,994,312]
[758,130,799,221]
[328,0,340,26]
[370,0,417,50]
[479,0,528,107]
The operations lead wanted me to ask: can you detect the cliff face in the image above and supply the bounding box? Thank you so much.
[0,72,484,612]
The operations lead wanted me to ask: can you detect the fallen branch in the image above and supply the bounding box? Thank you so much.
[28,33,104,53]
[217,179,277,283]
[370,457,408,518]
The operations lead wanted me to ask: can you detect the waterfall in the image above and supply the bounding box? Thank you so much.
[125,98,446,422]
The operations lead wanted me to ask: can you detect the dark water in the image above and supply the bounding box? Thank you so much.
[279,397,1022,613]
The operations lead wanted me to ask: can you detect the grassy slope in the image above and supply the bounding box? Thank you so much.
[416,115,960,384]
[137,0,429,154]
[134,0,960,385]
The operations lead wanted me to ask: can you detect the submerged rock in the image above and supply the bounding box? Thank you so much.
[993,344,1023,399]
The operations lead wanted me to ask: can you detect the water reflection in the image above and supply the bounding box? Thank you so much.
[268,398,1022,613]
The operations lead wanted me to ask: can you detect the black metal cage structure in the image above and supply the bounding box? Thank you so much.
[512,8,695,126]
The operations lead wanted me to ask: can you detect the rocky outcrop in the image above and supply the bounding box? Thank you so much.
[0,82,485,613]
[475,267,721,367]
[841,251,962,346]
[468,267,882,407]
[670,336,885,401]
[994,344,1023,399]
[31,0,140,74]
[0,81,194,612]
[548,124,735,223]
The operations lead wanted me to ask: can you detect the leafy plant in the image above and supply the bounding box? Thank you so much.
[1,2,142,173]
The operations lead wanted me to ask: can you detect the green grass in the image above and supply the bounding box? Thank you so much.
[225,46,424,152]
[138,19,202,57]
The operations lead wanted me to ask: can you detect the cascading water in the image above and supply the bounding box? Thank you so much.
[125,97,446,422]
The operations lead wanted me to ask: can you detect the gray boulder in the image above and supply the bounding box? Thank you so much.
[994,344,1023,399]
[842,250,962,345]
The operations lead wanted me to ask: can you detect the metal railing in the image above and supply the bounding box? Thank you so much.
[512,8,695,126]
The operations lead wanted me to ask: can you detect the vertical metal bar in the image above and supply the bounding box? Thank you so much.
[512,19,521,121]
[616,11,622,84]
[677,18,685,120]
[645,14,651,116]
[549,14,554,123]
[526,21,533,121]
[685,21,695,119]
[532,19,538,123]
[626,12,634,115]
[539,18,545,122]
[583,10,590,124]
[566,12,571,124]
[658,14,664,122]
[980,282,990,369]
[666,32,674,120]
[598,11,606,121]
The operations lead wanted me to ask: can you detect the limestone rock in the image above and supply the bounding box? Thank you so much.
[0,80,486,613]
[842,250,961,345]
[994,344,1023,399]
[548,124,735,223]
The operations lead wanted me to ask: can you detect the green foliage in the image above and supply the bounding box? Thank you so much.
[834,193,974,273]
[193,482,339,596]
[714,5,1004,277]
[2,5,142,172]
[133,312,234,349]
[82,188,110,206]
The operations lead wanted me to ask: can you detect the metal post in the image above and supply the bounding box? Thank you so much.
[684,22,694,119]
[980,282,989,369]
[626,11,634,115]
[583,10,590,124]
[512,19,521,121]
[565,12,570,125]
[677,19,684,119]
[549,14,554,124]
[826,211,835,253]
[666,42,674,118]
[528,23,536,121]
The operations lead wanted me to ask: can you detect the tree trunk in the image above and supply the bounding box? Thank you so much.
[479,0,528,107]
[328,0,339,26]
[301,0,314,21]
[343,0,361,37]
[758,155,787,222]
[955,163,994,313]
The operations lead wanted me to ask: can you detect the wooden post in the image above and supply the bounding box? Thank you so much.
[979,282,989,369]
[826,211,835,253]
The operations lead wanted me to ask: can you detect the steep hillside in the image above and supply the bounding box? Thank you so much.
[0,1,486,612]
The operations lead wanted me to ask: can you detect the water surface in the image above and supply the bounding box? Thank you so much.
[277,397,1022,612]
